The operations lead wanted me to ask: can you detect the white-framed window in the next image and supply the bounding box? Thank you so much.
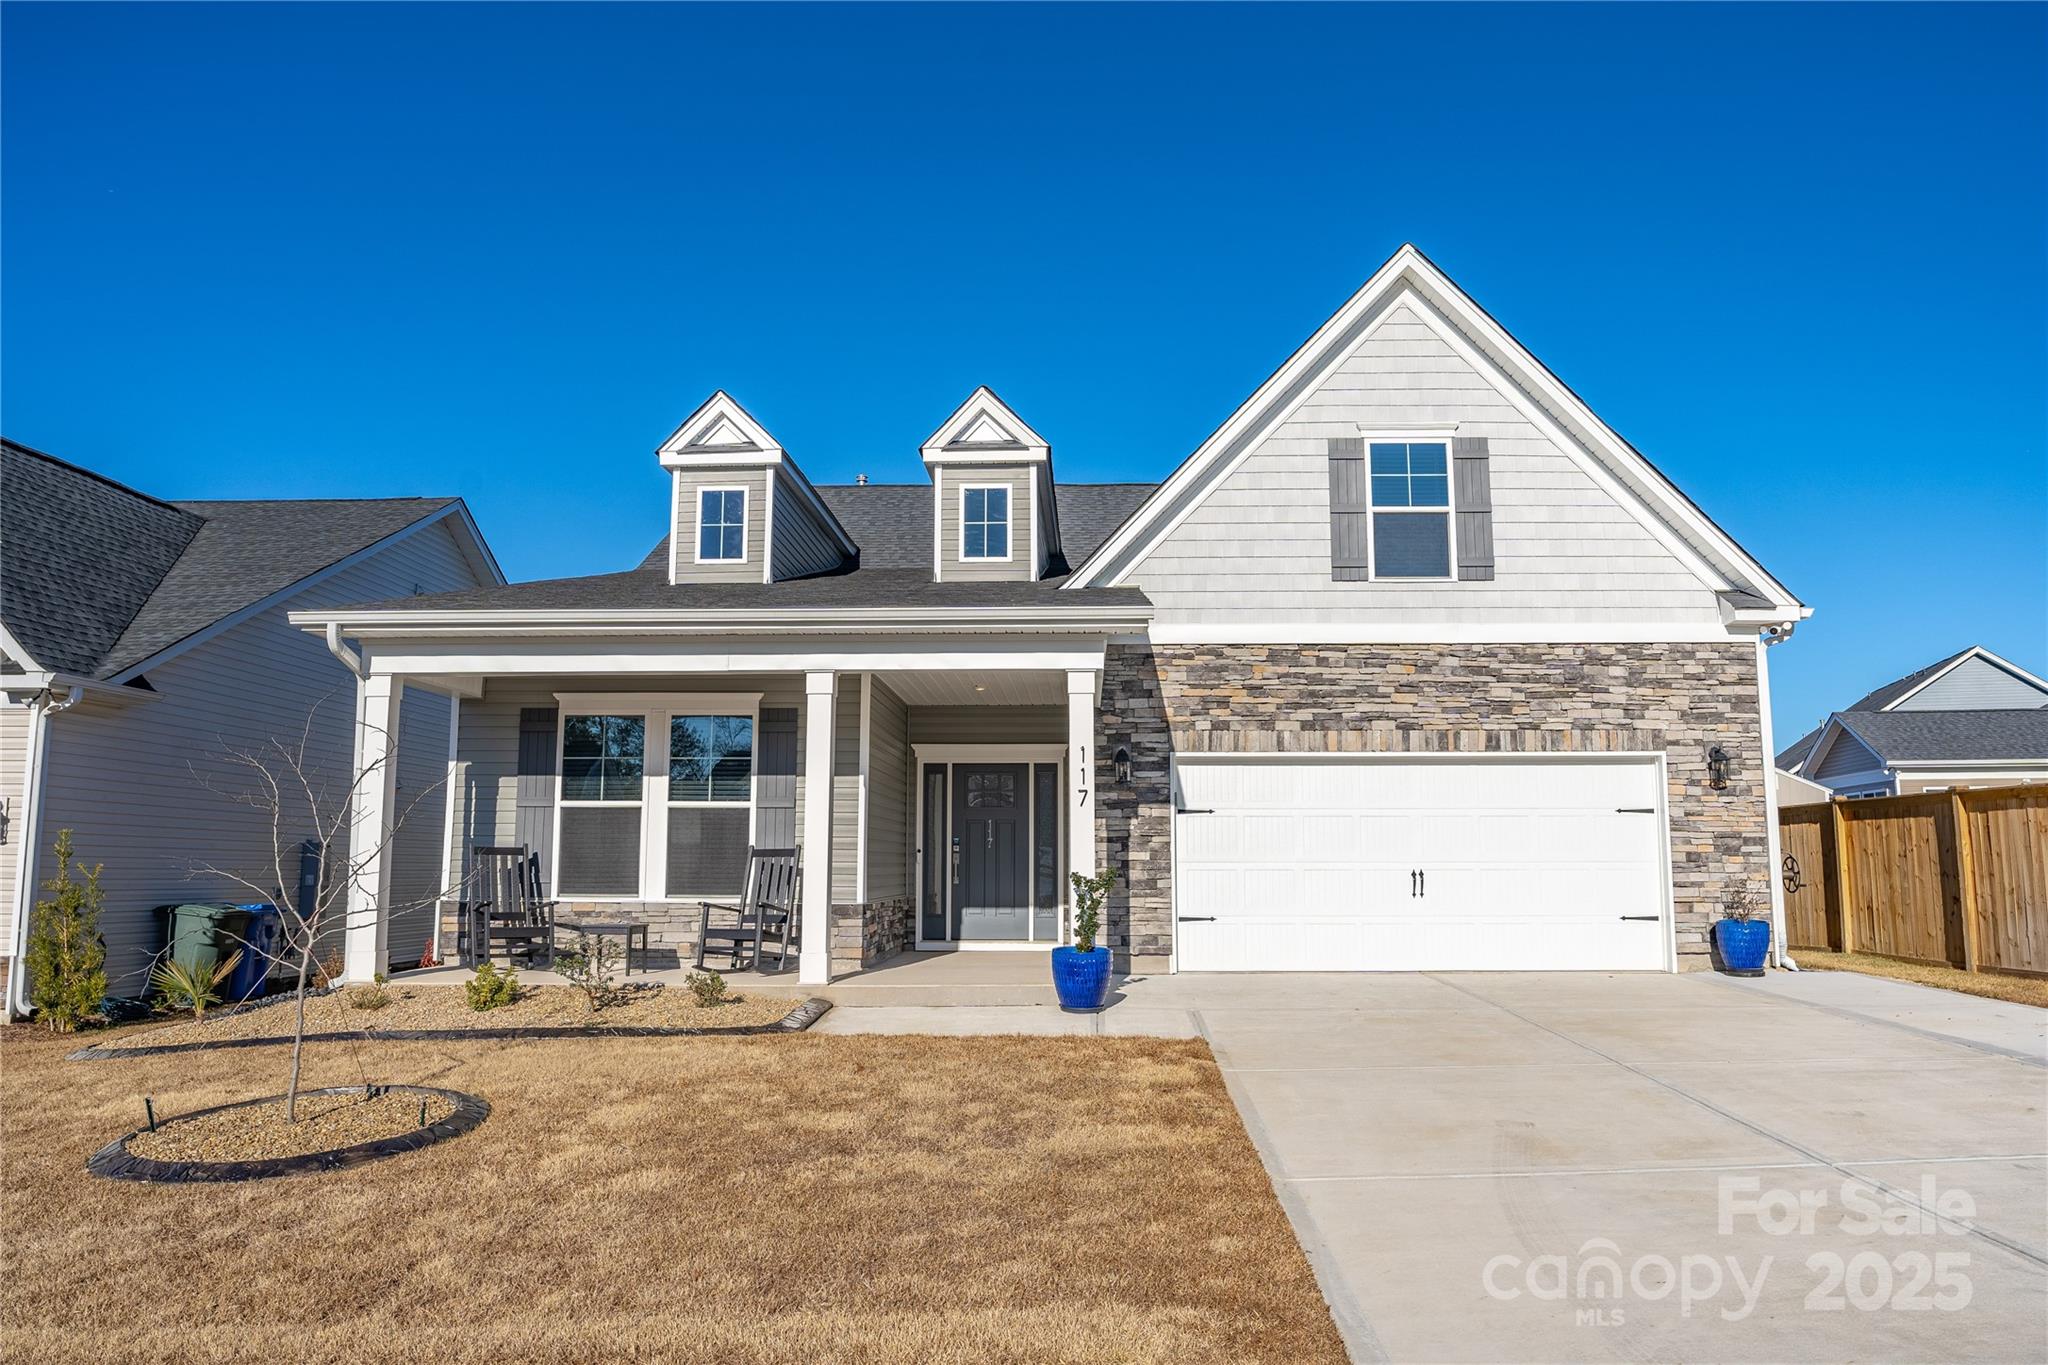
[1367,440,1453,579]
[695,486,748,563]
[959,484,1011,561]
[552,694,760,901]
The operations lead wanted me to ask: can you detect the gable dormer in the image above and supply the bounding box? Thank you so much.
[919,387,1060,582]
[657,392,855,585]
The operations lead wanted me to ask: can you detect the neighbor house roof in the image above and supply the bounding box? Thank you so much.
[1842,647,1978,714]
[373,481,1161,619]
[1,438,490,682]
[1834,710,2048,766]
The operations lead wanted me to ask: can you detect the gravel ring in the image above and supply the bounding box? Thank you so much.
[65,996,833,1061]
[85,1085,489,1184]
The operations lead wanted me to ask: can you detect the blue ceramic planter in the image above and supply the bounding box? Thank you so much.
[1714,918,1771,975]
[1051,945,1113,1011]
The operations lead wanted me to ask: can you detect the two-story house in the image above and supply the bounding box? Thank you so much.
[294,245,1807,985]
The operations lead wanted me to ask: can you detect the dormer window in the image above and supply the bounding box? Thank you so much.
[961,485,1010,560]
[696,487,747,563]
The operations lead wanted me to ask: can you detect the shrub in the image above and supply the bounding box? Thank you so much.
[418,936,442,970]
[348,972,393,1011]
[311,947,346,990]
[1067,866,1119,954]
[1722,883,1767,922]
[152,949,243,1020]
[464,960,520,1011]
[24,829,108,1032]
[685,969,728,1009]
[554,931,626,1012]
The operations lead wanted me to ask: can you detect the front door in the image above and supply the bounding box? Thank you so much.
[952,763,1030,940]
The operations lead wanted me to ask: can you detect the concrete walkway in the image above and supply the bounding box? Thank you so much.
[819,969,2047,1363]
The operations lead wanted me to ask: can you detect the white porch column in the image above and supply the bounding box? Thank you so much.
[799,670,837,984]
[343,673,402,984]
[1066,669,1099,931]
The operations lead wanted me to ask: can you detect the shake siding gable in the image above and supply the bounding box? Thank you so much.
[1124,303,1719,626]
[26,520,483,995]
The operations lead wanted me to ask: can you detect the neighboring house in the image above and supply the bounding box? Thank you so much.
[1776,646,2048,799]
[1774,767,1833,808]
[294,244,1808,984]
[0,440,502,1017]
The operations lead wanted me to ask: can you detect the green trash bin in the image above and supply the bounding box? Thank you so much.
[157,903,253,985]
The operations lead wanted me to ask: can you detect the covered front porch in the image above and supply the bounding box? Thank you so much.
[326,629,1119,987]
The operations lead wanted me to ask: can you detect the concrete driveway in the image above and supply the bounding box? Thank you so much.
[1138,969,2047,1363]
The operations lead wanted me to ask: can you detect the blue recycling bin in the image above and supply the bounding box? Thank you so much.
[226,903,284,1000]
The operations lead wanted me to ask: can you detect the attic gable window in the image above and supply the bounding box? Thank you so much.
[696,487,747,563]
[961,484,1010,560]
[1368,441,1452,578]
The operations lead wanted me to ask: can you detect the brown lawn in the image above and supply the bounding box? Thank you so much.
[1790,949,2048,1008]
[0,1025,1344,1364]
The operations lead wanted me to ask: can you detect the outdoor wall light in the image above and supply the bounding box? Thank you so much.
[1707,745,1731,791]
[1113,745,1133,786]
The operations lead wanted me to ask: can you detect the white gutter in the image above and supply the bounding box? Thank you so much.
[7,684,82,1020]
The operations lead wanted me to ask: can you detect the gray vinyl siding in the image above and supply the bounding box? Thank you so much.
[908,705,1065,745]
[769,474,843,582]
[1124,302,1723,627]
[936,463,1034,582]
[1892,656,2048,711]
[22,520,483,996]
[832,682,861,902]
[865,678,910,900]
[1812,727,1888,784]
[0,703,29,957]
[672,468,768,584]
[445,674,810,907]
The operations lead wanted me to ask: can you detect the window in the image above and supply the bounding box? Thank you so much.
[1368,441,1451,578]
[961,485,1010,560]
[697,487,746,562]
[665,714,752,896]
[558,714,645,896]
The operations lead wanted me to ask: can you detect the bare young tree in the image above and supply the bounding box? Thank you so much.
[191,697,451,1121]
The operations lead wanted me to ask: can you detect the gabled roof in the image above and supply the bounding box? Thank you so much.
[1850,645,2048,712]
[1,438,498,682]
[1775,723,1825,773]
[1834,710,2048,765]
[1065,243,1806,621]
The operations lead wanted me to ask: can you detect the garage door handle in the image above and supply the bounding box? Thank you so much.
[1616,807,1655,814]
[1177,915,1216,923]
[1175,807,1214,815]
[1619,915,1660,921]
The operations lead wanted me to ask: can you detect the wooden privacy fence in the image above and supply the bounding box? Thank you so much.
[1779,788,2048,977]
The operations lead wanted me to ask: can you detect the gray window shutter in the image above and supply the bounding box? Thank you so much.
[1453,436,1495,582]
[515,707,558,895]
[1327,436,1369,582]
[755,707,798,848]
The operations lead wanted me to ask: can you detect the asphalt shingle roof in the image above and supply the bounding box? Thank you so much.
[1838,709,2048,765]
[2,439,460,680]
[1842,647,1977,714]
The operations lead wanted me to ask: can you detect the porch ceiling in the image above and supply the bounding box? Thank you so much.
[880,669,1066,706]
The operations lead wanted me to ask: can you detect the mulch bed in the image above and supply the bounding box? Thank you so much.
[68,993,831,1060]
[86,1085,490,1184]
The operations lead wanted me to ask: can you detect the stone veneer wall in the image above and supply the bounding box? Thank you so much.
[1096,642,1771,973]
[830,897,914,977]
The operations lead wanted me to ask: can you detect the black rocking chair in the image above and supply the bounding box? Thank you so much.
[463,845,557,968]
[696,847,801,972]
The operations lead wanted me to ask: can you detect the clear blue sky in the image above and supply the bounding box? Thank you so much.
[4,2,2043,743]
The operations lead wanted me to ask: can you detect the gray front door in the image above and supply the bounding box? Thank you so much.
[952,763,1029,940]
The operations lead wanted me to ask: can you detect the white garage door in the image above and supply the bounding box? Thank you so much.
[1172,758,1669,972]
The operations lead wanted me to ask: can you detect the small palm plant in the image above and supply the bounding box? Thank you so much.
[151,949,243,1020]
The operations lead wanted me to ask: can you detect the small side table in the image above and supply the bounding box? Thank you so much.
[554,919,651,975]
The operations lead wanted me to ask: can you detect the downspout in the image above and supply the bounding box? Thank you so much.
[324,622,365,678]
[7,684,83,1020]
[1755,631,1798,971]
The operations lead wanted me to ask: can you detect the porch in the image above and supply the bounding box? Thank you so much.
[332,637,1115,987]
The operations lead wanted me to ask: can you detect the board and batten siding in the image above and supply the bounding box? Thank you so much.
[769,474,843,581]
[671,468,768,584]
[1124,302,1721,627]
[1893,656,2048,711]
[22,519,482,996]
[865,678,911,901]
[936,463,1034,582]
[0,702,30,961]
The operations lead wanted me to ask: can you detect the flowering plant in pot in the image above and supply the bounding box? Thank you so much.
[1713,883,1771,976]
[1053,866,1118,1011]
